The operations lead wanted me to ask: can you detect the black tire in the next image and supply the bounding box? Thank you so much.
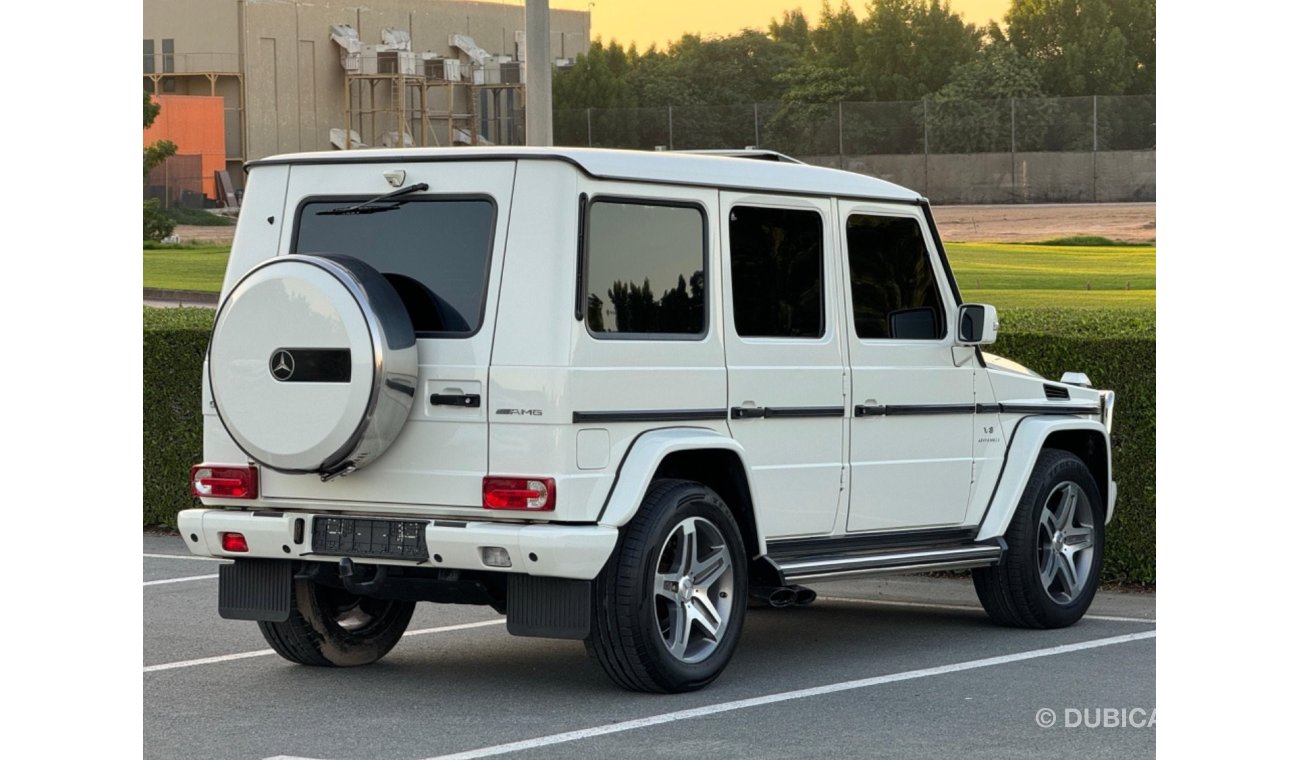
[589,479,748,693]
[258,578,416,667]
[974,449,1105,629]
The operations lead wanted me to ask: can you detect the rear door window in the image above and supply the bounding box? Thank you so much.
[293,197,496,337]
[584,198,707,337]
[728,205,825,338]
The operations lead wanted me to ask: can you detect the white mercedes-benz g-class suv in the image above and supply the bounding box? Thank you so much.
[182,146,1116,693]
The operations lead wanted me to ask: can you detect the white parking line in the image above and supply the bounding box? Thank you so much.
[144,619,506,673]
[411,630,1157,760]
[816,595,1156,624]
[144,553,227,562]
[144,574,219,587]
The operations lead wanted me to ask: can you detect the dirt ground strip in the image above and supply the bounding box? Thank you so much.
[173,202,1156,247]
[932,202,1155,244]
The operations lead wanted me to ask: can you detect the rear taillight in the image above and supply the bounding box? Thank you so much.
[483,477,556,511]
[191,464,258,499]
[220,532,249,552]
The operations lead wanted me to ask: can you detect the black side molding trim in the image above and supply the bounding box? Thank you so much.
[998,403,1102,416]
[731,406,845,419]
[572,409,728,424]
[855,403,975,417]
[855,402,1101,417]
[763,406,845,418]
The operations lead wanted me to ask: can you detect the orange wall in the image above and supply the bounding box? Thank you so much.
[144,95,226,199]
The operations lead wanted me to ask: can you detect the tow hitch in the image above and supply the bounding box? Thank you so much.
[338,557,387,594]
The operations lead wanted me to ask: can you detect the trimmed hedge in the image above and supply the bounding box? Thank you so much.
[143,306,1155,582]
[144,307,213,526]
[995,309,1155,584]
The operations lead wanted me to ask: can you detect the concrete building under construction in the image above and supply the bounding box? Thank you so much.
[143,0,591,200]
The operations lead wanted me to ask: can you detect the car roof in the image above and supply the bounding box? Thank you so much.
[247,146,924,203]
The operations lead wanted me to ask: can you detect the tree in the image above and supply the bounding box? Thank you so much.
[858,0,981,101]
[144,89,161,128]
[1108,0,1155,95]
[768,9,812,52]
[553,40,636,110]
[551,0,1154,155]
[143,90,178,241]
[776,2,869,104]
[143,91,177,176]
[926,43,1052,153]
[1004,0,1155,96]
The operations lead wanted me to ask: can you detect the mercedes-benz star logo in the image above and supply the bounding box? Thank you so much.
[269,350,296,381]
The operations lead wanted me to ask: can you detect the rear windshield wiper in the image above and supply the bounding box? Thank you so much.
[316,182,430,215]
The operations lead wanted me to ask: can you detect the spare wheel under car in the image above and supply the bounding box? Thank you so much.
[208,254,418,478]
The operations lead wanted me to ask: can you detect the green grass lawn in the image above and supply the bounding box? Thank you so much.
[947,242,1154,310]
[963,288,1152,309]
[142,240,1157,309]
[143,246,230,292]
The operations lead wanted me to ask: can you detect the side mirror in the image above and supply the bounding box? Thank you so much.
[957,304,999,345]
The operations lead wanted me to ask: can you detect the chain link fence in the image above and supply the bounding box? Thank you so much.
[556,94,1155,203]
[556,95,1154,154]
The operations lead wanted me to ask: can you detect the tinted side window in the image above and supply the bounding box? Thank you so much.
[845,214,946,340]
[585,200,706,337]
[294,198,495,336]
[728,206,824,338]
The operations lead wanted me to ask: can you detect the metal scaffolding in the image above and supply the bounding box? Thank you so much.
[342,69,524,149]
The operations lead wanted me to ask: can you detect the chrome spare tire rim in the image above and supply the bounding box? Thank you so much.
[654,516,735,664]
[1037,481,1096,604]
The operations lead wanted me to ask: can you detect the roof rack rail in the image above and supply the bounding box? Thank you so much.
[673,148,805,165]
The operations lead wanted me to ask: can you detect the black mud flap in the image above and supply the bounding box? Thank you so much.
[506,574,592,640]
[218,559,292,622]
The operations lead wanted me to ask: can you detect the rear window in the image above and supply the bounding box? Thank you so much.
[584,199,707,337]
[293,197,495,336]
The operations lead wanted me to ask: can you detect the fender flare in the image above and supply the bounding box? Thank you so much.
[974,416,1113,542]
[596,427,768,555]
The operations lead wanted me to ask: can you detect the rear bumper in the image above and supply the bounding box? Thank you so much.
[177,509,618,580]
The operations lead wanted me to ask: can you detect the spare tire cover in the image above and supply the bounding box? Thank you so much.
[208,254,418,475]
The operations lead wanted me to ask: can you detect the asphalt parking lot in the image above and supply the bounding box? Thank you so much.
[144,534,1155,759]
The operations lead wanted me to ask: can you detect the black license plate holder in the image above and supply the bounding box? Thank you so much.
[311,517,430,561]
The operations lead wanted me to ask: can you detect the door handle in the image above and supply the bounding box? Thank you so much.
[730,406,767,419]
[430,393,481,408]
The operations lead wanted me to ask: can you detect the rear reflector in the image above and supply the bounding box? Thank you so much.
[220,532,249,553]
[191,464,259,499]
[483,477,556,511]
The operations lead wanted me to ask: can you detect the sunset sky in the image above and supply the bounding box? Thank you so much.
[547,1,1012,51]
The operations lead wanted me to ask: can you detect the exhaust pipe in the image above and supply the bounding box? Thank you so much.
[750,585,796,608]
[790,585,817,607]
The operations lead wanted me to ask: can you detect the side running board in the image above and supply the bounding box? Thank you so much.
[774,544,1003,582]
